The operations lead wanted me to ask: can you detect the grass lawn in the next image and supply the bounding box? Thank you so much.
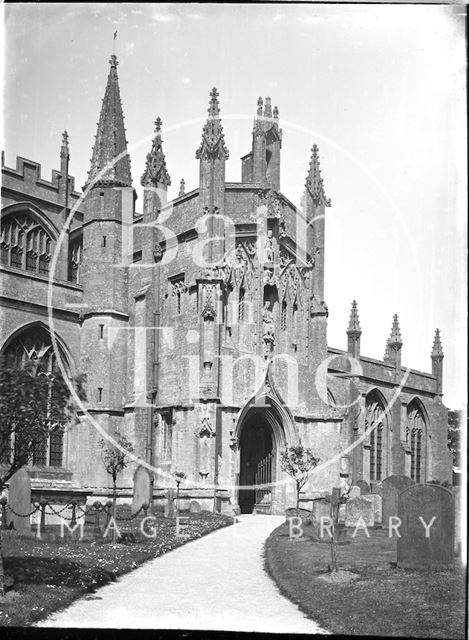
[0,511,232,627]
[265,521,466,639]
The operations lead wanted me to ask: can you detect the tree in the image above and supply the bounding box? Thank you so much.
[99,432,135,542]
[448,409,462,468]
[280,444,320,514]
[0,358,85,596]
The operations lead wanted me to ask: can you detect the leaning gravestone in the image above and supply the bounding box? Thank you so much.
[132,466,152,513]
[356,480,371,495]
[345,496,375,528]
[397,484,454,569]
[381,475,415,527]
[8,468,31,532]
[348,485,361,500]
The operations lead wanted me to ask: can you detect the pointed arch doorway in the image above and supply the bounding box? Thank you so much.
[238,410,274,514]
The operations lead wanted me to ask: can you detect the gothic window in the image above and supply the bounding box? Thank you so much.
[1,213,52,275]
[365,393,387,481]
[2,325,69,467]
[407,402,426,483]
[68,237,82,283]
[161,412,173,461]
[238,287,245,322]
[281,299,287,331]
[170,276,185,314]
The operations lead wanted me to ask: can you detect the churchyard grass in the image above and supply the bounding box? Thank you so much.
[265,521,466,639]
[0,511,232,627]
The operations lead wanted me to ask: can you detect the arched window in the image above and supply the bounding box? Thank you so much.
[1,213,52,275]
[407,402,426,483]
[281,299,287,330]
[2,325,69,467]
[365,393,387,481]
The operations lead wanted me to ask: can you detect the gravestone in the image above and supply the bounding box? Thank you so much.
[370,481,382,496]
[189,500,201,513]
[451,486,462,555]
[381,475,415,526]
[164,488,175,518]
[349,485,361,500]
[356,480,370,495]
[365,494,382,524]
[345,496,375,528]
[397,484,454,569]
[311,499,330,526]
[8,468,31,532]
[132,466,152,513]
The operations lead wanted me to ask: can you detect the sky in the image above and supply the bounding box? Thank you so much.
[2,3,467,409]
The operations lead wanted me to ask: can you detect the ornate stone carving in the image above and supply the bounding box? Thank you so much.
[201,283,216,320]
[262,301,275,354]
[264,230,274,263]
[310,295,328,317]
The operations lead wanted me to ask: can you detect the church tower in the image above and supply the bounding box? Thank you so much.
[79,54,135,484]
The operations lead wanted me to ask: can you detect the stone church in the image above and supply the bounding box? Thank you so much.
[0,55,452,514]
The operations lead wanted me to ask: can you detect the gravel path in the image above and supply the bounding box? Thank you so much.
[38,514,328,633]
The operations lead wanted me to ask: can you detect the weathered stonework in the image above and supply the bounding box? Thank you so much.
[0,55,452,513]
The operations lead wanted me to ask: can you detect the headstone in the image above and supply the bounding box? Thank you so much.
[381,475,415,526]
[132,466,152,513]
[164,488,175,518]
[370,481,383,496]
[452,486,462,554]
[8,468,31,532]
[365,494,382,524]
[311,499,330,526]
[349,485,361,500]
[397,484,454,569]
[189,500,201,513]
[345,496,375,528]
[356,480,370,495]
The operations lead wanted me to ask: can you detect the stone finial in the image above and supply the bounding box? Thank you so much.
[264,97,272,118]
[179,178,186,197]
[431,328,444,358]
[257,97,263,116]
[273,105,279,119]
[140,116,171,188]
[60,131,70,159]
[389,314,403,347]
[305,144,331,207]
[208,87,220,117]
[383,338,392,362]
[347,300,362,336]
[196,88,229,161]
[84,53,132,189]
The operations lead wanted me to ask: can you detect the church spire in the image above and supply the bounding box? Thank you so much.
[195,87,229,161]
[140,117,171,189]
[84,54,132,190]
[305,144,331,207]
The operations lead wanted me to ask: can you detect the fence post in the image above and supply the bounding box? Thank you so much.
[0,496,7,529]
[70,500,77,527]
[40,500,47,529]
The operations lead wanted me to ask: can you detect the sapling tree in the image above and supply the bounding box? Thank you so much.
[99,432,135,542]
[280,444,320,515]
[173,471,186,537]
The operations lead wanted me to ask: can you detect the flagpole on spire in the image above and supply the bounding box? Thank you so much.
[113,30,117,56]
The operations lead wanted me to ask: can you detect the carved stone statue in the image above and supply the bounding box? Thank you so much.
[264,230,274,263]
[262,301,275,343]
